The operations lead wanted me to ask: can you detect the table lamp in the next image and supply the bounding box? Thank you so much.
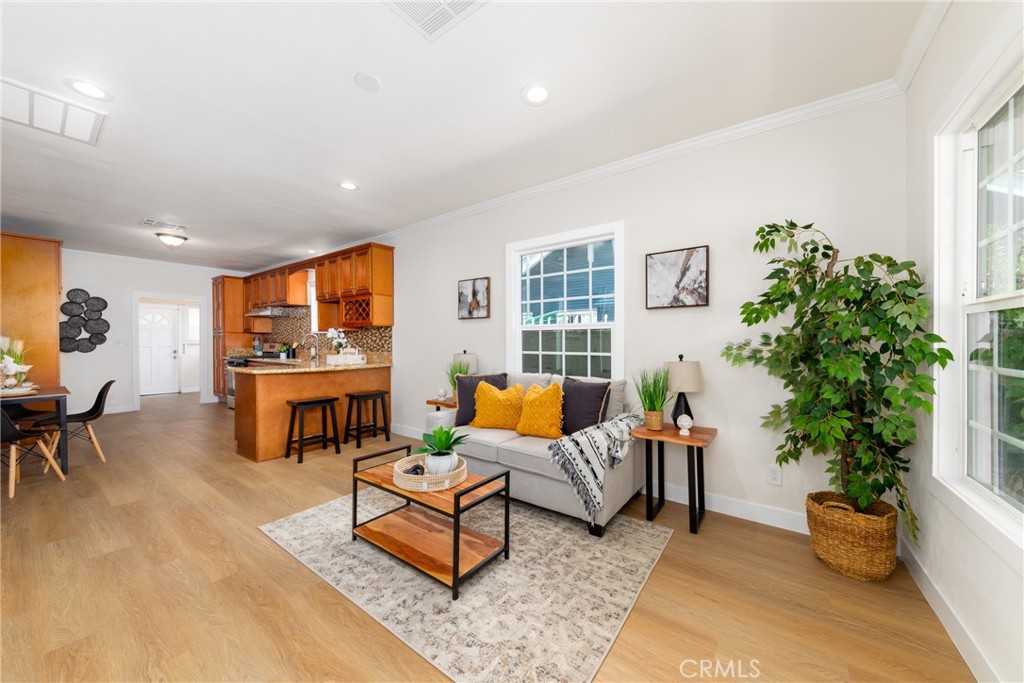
[665,355,702,425]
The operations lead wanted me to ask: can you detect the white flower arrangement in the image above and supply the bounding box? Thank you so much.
[326,327,349,353]
[0,336,31,386]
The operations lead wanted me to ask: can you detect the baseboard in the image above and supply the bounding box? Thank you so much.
[106,403,137,415]
[391,423,421,439]
[655,481,809,535]
[901,543,998,682]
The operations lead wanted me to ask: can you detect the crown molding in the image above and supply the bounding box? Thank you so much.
[893,0,952,92]
[379,79,903,241]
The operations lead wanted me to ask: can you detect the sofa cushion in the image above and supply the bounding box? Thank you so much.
[562,377,610,435]
[470,382,524,430]
[497,436,567,482]
[559,376,627,417]
[455,373,507,426]
[454,425,520,463]
[516,383,564,439]
[507,372,552,389]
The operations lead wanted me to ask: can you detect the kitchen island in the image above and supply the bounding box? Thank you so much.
[230,358,391,461]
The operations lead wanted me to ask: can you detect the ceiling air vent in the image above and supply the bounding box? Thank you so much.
[385,0,487,42]
[140,219,189,231]
[1,78,107,145]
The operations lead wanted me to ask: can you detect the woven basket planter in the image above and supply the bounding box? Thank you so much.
[805,491,897,581]
[643,411,664,431]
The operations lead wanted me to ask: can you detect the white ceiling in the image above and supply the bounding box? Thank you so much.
[1,1,924,272]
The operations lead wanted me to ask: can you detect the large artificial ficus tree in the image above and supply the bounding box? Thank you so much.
[722,221,953,540]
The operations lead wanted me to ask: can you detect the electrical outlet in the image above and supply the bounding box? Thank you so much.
[767,465,783,486]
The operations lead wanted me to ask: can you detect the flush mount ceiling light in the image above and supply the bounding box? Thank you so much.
[339,181,359,191]
[307,249,318,254]
[354,73,381,92]
[156,232,188,247]
[1,78,107,145]
[63,78,114,102]
[520,82,551,106]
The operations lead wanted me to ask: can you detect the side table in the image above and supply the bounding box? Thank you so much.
[426,398,457,412]
[630,425,718,534]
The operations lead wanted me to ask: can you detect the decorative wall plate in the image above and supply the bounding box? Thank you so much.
[66,288,90,303]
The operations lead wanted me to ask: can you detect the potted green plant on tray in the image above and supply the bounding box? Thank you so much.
[722,220,953,581]
[633,367,671,431]
[413,425,469,474]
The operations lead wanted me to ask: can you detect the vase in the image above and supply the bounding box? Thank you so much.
[643,410,663,431]
[426,453,459,475]
[279,353,288,360]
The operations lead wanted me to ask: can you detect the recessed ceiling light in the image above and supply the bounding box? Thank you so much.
[520,82,551,106]
[307,249,317,254]
[63,78,114,102]
[339,181,359,191]
[156,233,187,247]
[354,73,381,92]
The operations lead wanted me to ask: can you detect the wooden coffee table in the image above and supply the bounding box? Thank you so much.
[351,445,510,600]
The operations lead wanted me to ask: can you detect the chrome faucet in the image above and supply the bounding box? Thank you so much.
[301,333,320,359]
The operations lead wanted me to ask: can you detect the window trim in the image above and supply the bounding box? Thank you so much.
[505,221,625,378]
[932,56,1024,563]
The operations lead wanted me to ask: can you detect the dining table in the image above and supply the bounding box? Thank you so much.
[1,385,70,475]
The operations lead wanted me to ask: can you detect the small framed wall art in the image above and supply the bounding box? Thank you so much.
[458,277,490,319]
[645,245,709,309]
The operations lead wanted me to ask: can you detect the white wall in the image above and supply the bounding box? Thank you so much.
[387,95,907,532]
[60,249,245,413]
[902,2,1024,681]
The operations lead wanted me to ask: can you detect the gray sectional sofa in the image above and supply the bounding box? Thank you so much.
[437,372,644,536]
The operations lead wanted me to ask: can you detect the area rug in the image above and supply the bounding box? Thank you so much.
[260,488,672,683]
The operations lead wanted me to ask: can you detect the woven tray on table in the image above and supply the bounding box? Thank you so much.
[806,491,897,581]
[392,454,468,492]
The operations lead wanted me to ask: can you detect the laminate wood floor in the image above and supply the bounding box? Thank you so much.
[2,394,972,682]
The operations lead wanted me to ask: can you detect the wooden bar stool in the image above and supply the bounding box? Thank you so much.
[343,390,390,449]
[284,396,341,464]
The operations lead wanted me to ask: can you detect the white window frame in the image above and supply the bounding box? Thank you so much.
[505,221,625,378]
[933,57,1024,561]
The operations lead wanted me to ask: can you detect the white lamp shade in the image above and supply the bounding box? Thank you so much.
[453,352,478,374]
[666,360,702,393]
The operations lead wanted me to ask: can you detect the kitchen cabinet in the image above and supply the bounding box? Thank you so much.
[342,294,393,328]
[213,332,226,398]
[0,232,62,388]
[315,256,340,301]
[266,268,308,306]
[339,244,392,297]
[212,275,245,334]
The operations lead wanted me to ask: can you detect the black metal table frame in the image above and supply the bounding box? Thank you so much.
[352,445,510,600]
[2,390,69,475]
[644,440,706,533]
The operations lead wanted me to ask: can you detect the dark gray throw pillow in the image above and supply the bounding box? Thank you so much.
[562,377,611,435]
[455,373,508,426]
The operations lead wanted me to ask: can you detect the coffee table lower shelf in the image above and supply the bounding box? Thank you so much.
[352,446,510,600]
[353,506,504,586]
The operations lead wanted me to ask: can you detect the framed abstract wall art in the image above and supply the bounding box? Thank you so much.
[645,245,709,309]
[458,276,490,319]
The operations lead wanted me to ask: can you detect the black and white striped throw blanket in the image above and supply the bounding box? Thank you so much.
[548,413,644,521]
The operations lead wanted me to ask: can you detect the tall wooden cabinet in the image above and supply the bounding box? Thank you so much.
[0,232,62,387]
[212,275,256,401]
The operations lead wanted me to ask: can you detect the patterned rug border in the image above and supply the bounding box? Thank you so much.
[260,491,672,683]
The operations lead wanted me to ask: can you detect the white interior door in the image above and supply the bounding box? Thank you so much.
[178,306,201,393]
[139,305,179,395]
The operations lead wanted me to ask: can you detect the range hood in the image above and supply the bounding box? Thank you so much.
[244,307,293,317]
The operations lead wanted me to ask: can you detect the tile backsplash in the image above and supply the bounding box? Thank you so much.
[265,308,391,353]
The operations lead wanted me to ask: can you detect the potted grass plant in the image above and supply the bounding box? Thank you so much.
[633,367,671,430]
[722,220,953,580]
[413,425,469,474]
[445,359,471,402]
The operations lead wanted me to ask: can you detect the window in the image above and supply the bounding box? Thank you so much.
[963,85,1024,511]
[506,222,624,379]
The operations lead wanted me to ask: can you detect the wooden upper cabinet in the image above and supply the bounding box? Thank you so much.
[212,276,245,334]
[315,257,340,301]
[0,232,62,387]
[340,244,393,297]
[264,269,308,306]
[243,277,256,313]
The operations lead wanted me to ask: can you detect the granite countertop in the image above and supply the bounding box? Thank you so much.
[230,361,391,375]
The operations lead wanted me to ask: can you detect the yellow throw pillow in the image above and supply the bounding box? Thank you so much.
[516,383,564,439]
[470,382,525,430]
